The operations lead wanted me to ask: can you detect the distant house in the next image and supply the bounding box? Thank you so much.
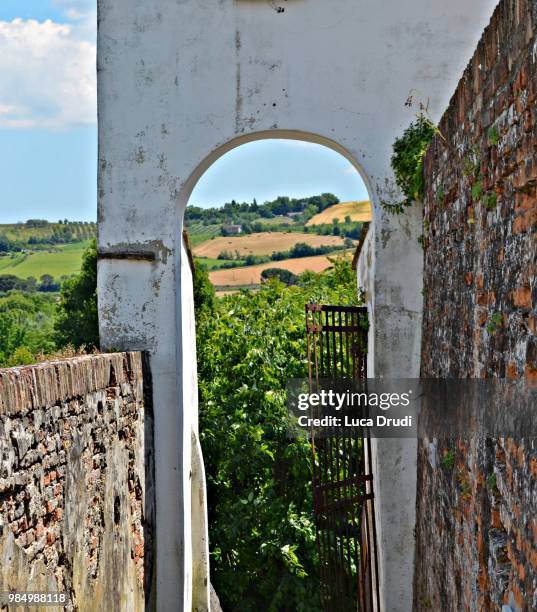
[222,224,243,236]
[286,212,302,219]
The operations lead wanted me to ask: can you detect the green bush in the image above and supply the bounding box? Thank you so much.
[55,239,99,349]
[387,114,438,213]
[0,292,57,366]
[196,258,359,610]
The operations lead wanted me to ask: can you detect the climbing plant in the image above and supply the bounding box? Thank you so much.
[384,113,439,214]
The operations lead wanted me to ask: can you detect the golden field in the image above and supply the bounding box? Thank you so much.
[305,200,372,226]
[193,231,347,258]
[209,251,353,287]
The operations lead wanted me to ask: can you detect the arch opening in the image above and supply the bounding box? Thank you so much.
[183,134,374,609]
[178,130,376,216]
[182,134,373,294]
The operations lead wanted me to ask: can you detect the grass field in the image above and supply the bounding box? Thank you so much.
[209,251,353,287]
[306,200,372,226]
[193,232,347,258]
[0,241,90,279]
[257,215,294,226]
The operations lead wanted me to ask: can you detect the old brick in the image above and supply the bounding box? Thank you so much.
[525,364,537,384]
[512,285,532,308]
[506,362,518,379]
[418,3,537,606]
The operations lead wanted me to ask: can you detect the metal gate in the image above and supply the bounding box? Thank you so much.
[305,304,379,611]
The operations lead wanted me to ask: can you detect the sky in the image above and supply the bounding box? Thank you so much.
[0,0,368,224]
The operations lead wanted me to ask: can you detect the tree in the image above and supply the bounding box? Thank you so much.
[196,259,359,610]
[0,275,21,293]
[0,234,11,253]
[0,292,57,366]
[193,262,216,316]
[38,274,59,293]
[260,268,298,286]
[0,311,26,365]
[55,240,99,349]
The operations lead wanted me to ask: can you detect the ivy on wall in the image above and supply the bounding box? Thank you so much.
[383,114,439,214]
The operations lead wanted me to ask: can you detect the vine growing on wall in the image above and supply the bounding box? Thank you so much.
[383,113,439,214]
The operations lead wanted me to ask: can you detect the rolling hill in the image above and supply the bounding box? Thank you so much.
[208,251,353,288]
[305,200,371,226]
[193,231,347,259]
[0,242,89,279]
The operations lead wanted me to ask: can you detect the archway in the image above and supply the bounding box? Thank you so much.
[97,126,423,611]
[182,135,373,609]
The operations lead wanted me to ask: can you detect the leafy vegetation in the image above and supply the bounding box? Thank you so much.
[385,114,439,214]
[485,312,503,335]
[442,449,456,470]
[55,240,99,350]
[195,258,359,610]
[260,268,299,286]
[0,292,58,367]
[487,125,500,146]
[484,191,498,210]
[186,193,340,229]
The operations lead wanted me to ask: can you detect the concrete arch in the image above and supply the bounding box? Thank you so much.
[177,129,376,215]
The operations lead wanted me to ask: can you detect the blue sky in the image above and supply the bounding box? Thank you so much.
[190,140,369,208]
[0,1,368,224]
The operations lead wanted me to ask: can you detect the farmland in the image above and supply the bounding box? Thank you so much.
[193,231,347,258]
[0,241,89,279]
[306,200,371,226]
[184,222,222,247]
[194,257,245,271]
[0,221,96,243]
[0,197,364,290]
[208,251,353,288]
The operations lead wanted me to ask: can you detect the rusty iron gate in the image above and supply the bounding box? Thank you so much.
[306,304,379,612]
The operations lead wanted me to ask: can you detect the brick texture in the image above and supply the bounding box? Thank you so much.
[416,1,537,609]
[0,353,153,611]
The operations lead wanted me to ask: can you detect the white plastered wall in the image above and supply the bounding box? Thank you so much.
[97,1,499,609]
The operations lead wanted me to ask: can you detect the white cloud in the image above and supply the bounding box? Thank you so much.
[0,17,96,129]
[344,164,359,174]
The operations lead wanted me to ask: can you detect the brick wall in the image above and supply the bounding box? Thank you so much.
[416,0,537,609]
[0,353,154,611]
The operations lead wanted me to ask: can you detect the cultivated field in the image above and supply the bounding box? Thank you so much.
[193,232,347,258]
[306,200,372,226]
[209,251,353,287]
[0,242,89,279]
[0,222,96,242]
[184,222,221,247]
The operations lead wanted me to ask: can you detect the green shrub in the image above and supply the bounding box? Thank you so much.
[196,258,359,610]
[55,239,99,349]
[0,292,58,367]
[386,114,439,213]
[442,449,456,470]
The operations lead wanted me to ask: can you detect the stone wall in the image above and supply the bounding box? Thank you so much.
[0,353,154,611]
[417,0,537,609]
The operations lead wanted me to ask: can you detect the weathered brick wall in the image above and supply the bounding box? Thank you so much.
[416,0,537,609]
[0,353,154,611]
